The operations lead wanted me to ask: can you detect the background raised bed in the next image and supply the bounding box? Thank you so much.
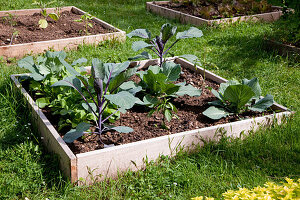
[146,1,283,26]
[0,6,126,59]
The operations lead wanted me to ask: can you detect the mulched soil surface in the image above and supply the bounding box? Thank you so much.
[158,2,278,20]
[0,10,112,46]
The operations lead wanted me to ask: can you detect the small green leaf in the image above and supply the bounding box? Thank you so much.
[203,106,230,120]
[105,91,140,111]
[92,58,105,80]
[36,97,50,108]
[48,13,59,21]
[176,27,203,40]
[160,23,177,43]
[111,126,133,133]
[39,19,48,29]
[161,62,181,81]
[143,94,159,105]
[82,103,97,113]
[127,29,151,39]
[176,84,202,97]
[132,41,153,52]
[128,51,152,60]
[242,77,261,98]
[164,109,172,122]
[63,122,91,143]
[249,94,274,112]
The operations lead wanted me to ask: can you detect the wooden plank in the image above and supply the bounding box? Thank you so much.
[146,1,283,26]
[10,75,77,182]
[76,111,291,184]
[265,39,300,56]
[0,7,126,59]
[0,7,72,17]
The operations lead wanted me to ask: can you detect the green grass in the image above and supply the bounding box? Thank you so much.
[0,0,299,199]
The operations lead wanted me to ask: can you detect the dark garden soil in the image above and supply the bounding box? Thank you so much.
[157,1,279,20]
[0,11,112,46]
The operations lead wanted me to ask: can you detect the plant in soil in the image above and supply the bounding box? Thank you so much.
[138,63,202,128]
[51,59,142,146]
[74,13,95,35]
[203,77,274,120]
[33,0,60,29]
[2,13,19,45]
[17,52,103,130]
[127,23,203,67]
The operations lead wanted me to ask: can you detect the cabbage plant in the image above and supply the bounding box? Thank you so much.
[203,78,274,120]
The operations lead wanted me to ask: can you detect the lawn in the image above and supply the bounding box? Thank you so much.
[0,0,299,199]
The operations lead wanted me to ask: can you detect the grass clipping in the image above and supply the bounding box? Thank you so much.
[192,178,300,200]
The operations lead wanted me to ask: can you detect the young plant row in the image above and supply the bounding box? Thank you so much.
[18,24,274,147]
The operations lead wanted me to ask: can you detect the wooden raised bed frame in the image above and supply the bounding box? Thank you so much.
[11,58,292,184]
[265,39,300,56]
[146,1,283,26]
[0,6,126,59]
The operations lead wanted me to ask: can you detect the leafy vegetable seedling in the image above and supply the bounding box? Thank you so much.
[138,62,202,129]
[127,23,203,67]
[33,0,60,29]
[203,78,274,120]
[74,13,94,35]
[52,60,142,147]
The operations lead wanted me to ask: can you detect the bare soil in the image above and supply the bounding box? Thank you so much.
[158,1,278,20]
[0,10,112,46]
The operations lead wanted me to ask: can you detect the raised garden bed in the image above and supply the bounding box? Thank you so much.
[265,39,300,56]
[11,57,292,184]
[146,1,284,26]
[0,6,126,59]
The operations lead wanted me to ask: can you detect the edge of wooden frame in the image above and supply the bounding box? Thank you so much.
[146,1,283,25]
[265,39,300,56]
[0,6,126,59]
[10,74,77,183]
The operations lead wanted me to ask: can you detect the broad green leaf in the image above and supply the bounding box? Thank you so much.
[165,83,180,95]
[110,61,131,79]
[143,71,167,95]
[128,51,152,60]
[132,41,153,52]
[161,62,181,81]
[143,94,159,105]
[108,67,137,92]
[92,58,105,80]
[18,56,45,81]
[164,109,172,122]
[82,103,97,113]
[127,29,151,39]
[148,65,161,74]
[60,58,80,76]
[203,106,230,120]
[219,80,239,95]
[223,85,255,112]
[208,100,224,107]
[175,84,202,96]
[211,89,224,101]
[36,97,50,108]
[179,54,200,64]
[249,94,274,112]
[119,81,142,94]
[111,126,133,133]
[39,19,48,28]
[63,122,91,143]
[242,77,261,98]
[176,27,203,40]
[51,76,82,93]
[105,91,140,110]
[160,23,177,43]
[72,58,87,66]
[48,13,59,21]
